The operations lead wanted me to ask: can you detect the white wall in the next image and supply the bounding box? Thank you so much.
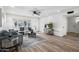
[40,14,67,37]
[53,15,67,36]
[0,6,7,31]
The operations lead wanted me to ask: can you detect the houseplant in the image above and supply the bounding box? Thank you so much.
[47,22,54,35]
[47,22,53,29]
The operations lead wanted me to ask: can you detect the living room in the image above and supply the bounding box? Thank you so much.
[0,6,79,52]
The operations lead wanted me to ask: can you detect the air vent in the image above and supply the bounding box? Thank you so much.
[67,11,74,14]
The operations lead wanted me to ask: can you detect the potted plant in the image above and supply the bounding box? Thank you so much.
[47,22,53,29]
[47,22,54,35]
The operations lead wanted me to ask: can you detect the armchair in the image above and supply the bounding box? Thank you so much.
[28,27,36,38]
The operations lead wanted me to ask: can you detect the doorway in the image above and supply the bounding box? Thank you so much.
[67,16,79,37]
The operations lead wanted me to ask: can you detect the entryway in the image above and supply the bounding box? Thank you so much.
[66,16,79,37]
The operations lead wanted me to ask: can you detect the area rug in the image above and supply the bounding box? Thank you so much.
[22,35,46,48]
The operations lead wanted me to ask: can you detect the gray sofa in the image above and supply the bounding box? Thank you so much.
[0,30,23,52]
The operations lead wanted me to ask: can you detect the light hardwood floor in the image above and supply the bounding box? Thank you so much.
[20,33,79,52]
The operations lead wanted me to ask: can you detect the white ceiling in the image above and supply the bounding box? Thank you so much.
[14,6,79,11]
[4,6,79,17]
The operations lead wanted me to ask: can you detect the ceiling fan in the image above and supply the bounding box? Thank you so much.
[29,8,44,16]
[32,10,41,15]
